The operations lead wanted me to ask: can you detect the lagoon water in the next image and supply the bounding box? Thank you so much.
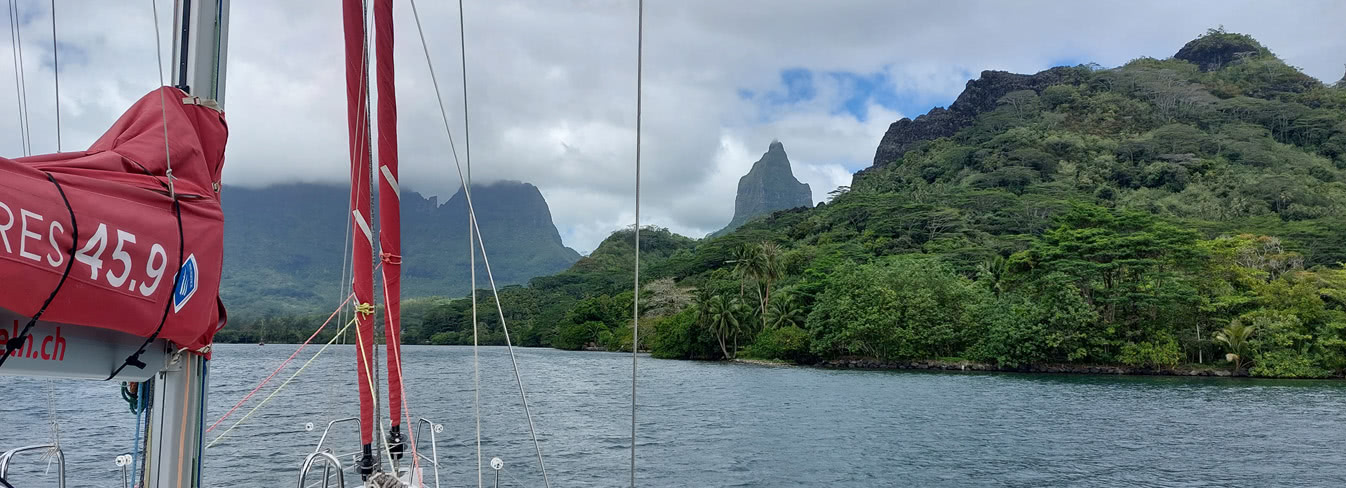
[3,344,1345,487]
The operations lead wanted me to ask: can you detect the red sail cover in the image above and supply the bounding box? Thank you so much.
[0,87,227,352]
[374,0,405,430]
[343,0,377,447]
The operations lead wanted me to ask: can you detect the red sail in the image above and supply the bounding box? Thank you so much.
[0,87,227,353]
[342,0,377,448]
[374,0,405,430]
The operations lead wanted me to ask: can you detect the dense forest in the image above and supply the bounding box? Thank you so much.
[219,31,1346,378]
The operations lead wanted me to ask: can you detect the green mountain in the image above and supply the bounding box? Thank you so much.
[221,181,579,318]
[712,141,813,236]
[480,30,1346,377]
[224,30,1346,379]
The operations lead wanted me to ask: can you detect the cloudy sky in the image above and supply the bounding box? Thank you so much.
[2,1,1343,253]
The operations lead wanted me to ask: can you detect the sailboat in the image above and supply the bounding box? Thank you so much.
[0,0,647,486]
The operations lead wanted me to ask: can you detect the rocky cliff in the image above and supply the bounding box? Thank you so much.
[869,66,1089,169]
[714,141,813,236]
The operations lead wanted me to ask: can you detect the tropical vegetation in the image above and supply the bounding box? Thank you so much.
[220,30,1346,378]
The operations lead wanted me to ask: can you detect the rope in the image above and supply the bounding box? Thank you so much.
[408,1,550,485]
[205,294,355,433]
[630,2,643,486]
[150,0,174,198]
[8,0,30,156]
[206,317,356,449]
[0,173,78,368]
[454,0,483,485]
[48,0,57,151]
[353,303,397,474]
[107,0,184,381]
[130,380,151,488]
[381,274,423,485]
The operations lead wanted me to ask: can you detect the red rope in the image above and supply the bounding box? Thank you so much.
[205,293,355,433]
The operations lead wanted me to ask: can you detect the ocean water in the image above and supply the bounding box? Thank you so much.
[3,344,1345,487]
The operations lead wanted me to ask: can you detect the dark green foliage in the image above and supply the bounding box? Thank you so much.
[222,32,1346,378]
[744,326,813,363]
[806,257,987,360]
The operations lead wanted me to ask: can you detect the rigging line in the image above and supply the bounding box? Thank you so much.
[354,306,398,474]
[11,0,30,156]
[206,317,358,449]
[107,0,187,382]
[150,0,172,197]
[6,0,26,156]
[631,1,643,487]
[468,195,550,488]
[48,0,56,151]
[205,293,356,433]
[407,1,550,486]
[381,277,423,484]
[455,0,483,486]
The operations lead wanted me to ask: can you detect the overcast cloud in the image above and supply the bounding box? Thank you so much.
[1,0,1343,252]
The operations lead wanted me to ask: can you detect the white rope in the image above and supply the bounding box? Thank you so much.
[149,0,174,197]
[48,0,57,152]
[407,1,550,486]
[456,0,482,486]
[630,2,643,487]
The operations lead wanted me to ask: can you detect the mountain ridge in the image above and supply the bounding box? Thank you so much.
[221,180,579,318]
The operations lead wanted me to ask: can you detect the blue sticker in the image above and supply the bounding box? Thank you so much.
[173,254,199,313]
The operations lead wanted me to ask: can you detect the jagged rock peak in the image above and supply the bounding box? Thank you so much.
[1174,28,1269,72]
[714,141,812,236]
[870,66,1088,167]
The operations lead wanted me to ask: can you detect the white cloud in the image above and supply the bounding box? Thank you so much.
[1,0,1342,253]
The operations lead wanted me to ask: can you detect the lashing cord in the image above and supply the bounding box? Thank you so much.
[106,197,183,380]
[0,173,78,368]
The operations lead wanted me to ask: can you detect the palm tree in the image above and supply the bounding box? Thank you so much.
[705,294,740,359]
[1214,321,1256,374]
[766,293,804,329]
[750,242,784,331]
[728,296,751,356]
[978,254,1009,297]
[728,245,758,299]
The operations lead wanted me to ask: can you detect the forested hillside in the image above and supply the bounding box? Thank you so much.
[224,31,1346,378]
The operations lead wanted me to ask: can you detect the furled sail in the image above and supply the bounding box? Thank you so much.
[374,0,407,455]
[0,87,227,361]
[342,0,379,474]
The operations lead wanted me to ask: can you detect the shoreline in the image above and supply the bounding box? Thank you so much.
[738,356,1346,380]
[813,357,1346,379]
[222,344,1342,379]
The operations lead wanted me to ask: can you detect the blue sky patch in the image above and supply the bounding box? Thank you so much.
[742,66,983,124]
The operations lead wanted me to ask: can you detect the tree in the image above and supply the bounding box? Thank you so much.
[705,294,743,359]
[1214,321,1256,373]
[728,245,758,299]
[766,293,804,329]
[748,241,785,331]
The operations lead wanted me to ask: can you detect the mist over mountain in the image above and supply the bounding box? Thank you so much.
[221,181,579,318]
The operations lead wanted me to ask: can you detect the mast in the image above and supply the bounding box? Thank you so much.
[374,0,407,460]
[341,0,380,478]
[140,2,229,487]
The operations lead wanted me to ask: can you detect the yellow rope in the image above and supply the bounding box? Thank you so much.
[353,308,398,473]
[205,317,356,449]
